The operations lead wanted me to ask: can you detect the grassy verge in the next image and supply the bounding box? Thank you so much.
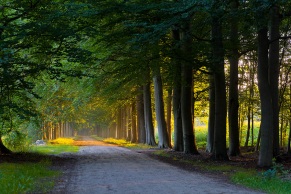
[153,150,291,194]
[101,137,155,149]
[30,137,79,154]
[0,160,59,194]
[231,171,291,194]
[30,144,79,154]
[0,138,80,193]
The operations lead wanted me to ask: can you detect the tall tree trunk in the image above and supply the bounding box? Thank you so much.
[116,107,122,139]
[245,106,251,147]
[153,67,170,148]
[166,89,172,146]
[257,27,273,167]
[126,106,131,141]
[143,81,156,146]
[206,73,215,153]
[181,63,199,154]
[251,109,254,146]
[131,101,137,143]
[172,28,183,152]
[228,0,240,156]
[288,119,291,154]
[256,124,261,152]
[269,5,280,157]
[180,20,199,155]
[136,89,146,143]
[211,3,228,160]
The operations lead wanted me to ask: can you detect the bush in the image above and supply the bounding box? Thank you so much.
[3,131,31,152]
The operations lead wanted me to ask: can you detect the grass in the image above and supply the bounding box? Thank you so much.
[30,144,79,154]
[0,160,59,194]
[30,137,79,154]
[102,138,155,149]
[231,171,291,194]
[0,137,80,193]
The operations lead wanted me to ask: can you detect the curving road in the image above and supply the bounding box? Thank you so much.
[51,139,264,194]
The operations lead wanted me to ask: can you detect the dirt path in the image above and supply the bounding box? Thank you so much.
[51,138,264,194]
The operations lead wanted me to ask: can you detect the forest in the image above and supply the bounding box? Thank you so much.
[0,0,291,168]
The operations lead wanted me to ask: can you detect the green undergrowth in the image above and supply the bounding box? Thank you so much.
[30,144,79,154]
[102,138,155,149]
[153,150,291,194]
[30,138,79,154]
[231,171,291,194]
[0,160,59,194]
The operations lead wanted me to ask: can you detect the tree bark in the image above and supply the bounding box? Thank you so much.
[269,5,280,157]
[257,27,273,167]
[136,89,146,143]
[143,81,157,146]
[180,20,199,155]
[166,89,172,146]
[153,67,170,148]
[288,119,291,154]
[131,101,137,143]
[228,0,240,156]
[172,28,184,152]
[245,106,251,147]
[211,3,228,160]
[116,107,122,139]
[206,73,215,153]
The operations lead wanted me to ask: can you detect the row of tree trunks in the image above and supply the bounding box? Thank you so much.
[42,122,75,140]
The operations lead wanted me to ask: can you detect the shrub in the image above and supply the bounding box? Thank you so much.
[3,131,31,152]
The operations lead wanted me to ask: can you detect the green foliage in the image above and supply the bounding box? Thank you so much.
[30,144,79,155]
[260,159,290,180]
[3,131,31,152]
[0,161,59,194]
[232,171,291,194]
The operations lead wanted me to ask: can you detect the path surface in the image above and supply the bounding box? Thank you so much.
[51,137,264,194]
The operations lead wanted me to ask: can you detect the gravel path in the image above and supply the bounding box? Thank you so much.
[51,141,264,194]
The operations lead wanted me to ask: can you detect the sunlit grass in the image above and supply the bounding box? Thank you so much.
[30,137,79,154]
[30,144,79,154]
[103,138,155,149]
[0,161,59,194]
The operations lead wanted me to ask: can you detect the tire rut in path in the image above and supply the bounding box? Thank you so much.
[51,143,264,194]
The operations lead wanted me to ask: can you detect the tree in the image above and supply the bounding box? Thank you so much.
[228,0,240,156]
[170,27,184,151]
[210,0,228,160]
[268,4,280,157]
[143,67,156,146]
[136,89,146,143]
[180,19,199,154]
[153,67,170,148]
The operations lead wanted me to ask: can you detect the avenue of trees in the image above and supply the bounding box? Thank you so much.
[1,0,291,167]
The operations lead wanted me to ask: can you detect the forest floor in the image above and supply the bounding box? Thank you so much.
[1,137,290,193]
